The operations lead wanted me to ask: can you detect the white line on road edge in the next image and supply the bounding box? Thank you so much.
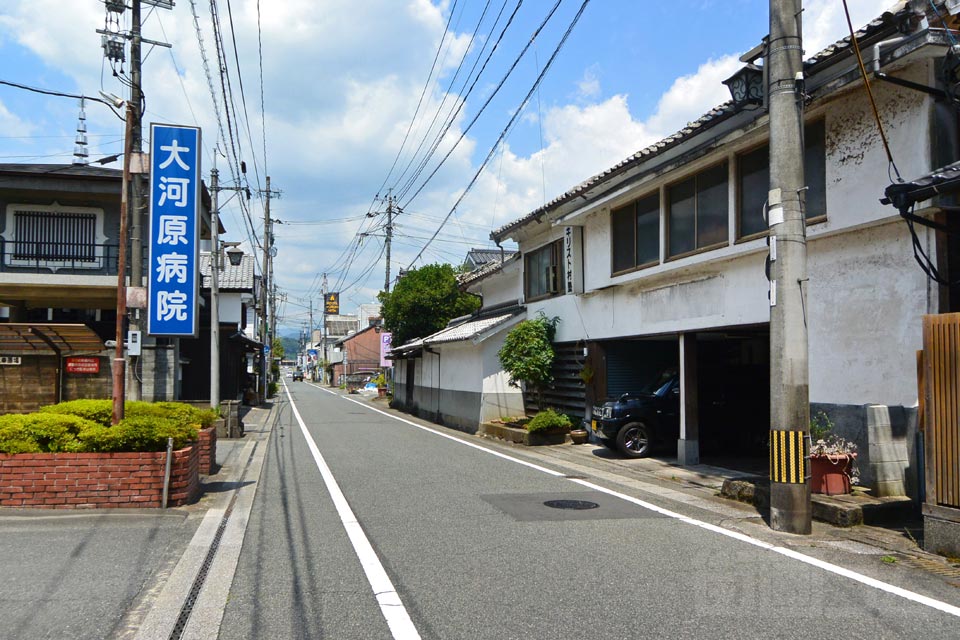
[320,385,960,620]
[286,384,421,640]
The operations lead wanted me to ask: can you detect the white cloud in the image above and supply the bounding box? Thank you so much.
[0,0,901,320]
[0,100,36,138]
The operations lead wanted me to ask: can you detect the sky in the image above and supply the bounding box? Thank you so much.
[0,0,886,332]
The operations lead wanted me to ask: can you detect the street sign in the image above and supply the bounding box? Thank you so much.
[324,292,340,315]
[147,123,201,337]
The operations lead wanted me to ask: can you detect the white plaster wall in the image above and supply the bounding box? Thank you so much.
[807,220,930,407]
[434,342,483,392]
[510,59,935,410]
[480,333,525,421]
[474,258,523,308]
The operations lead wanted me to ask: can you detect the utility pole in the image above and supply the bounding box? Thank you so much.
[112,102,135,425]
[322,273,328,385]
[767,0,811,534]
[308,298,314,381]
[128,0,144,401]
[209,167,221,411]
[385,190,394,293]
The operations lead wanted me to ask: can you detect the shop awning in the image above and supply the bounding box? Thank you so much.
[0,323,105,355]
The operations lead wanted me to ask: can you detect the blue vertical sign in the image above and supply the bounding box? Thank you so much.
[147,124,201,337]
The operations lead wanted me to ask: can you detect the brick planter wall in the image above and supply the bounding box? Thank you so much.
[0,444,200,509]
[198,427,217,475]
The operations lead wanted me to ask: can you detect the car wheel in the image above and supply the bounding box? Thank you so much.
[617,422,651,458]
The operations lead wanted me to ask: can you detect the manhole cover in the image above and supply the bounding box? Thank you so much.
[544,499,599,510]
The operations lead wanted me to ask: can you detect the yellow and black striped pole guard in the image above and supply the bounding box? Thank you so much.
[770,429,807,484]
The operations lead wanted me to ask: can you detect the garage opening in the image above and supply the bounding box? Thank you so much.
[591,326,769,473]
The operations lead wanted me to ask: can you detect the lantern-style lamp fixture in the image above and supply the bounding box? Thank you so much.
[224,243,244,267]
[723,64,764,108]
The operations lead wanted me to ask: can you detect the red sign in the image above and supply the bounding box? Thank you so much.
[66,357,100,374]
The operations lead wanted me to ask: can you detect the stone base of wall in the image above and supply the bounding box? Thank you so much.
[198,427,217,475]
[0,445,200,509]
[924,504,960,558]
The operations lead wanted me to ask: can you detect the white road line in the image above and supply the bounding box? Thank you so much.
[285,383,421,640]
[310,383,960,620]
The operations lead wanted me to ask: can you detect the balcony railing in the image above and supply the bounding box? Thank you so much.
[0,237,125,275]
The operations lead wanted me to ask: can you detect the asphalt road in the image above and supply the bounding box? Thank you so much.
[218,382,960,639]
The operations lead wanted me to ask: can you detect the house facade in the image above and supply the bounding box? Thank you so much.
[489,7,952,498]
[0,163,223,410]
[390,256,526,432]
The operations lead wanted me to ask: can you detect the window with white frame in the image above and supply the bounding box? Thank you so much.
[3,203,105,268]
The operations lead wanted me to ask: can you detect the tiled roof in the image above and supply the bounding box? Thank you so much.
[0,163,122,179]
[491,4,913,242]
[423,311,521,345]
[457,251,521,289]
[199,252,256,291]
[465,247,515,267]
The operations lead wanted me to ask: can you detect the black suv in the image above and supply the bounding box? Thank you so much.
[292,368,304,382]
[591,369,679,458]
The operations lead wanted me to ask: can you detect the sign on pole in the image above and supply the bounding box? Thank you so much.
[147,123,201,337]
[324,292,340,315]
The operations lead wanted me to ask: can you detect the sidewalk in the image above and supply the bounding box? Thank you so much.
[0,402,276,640]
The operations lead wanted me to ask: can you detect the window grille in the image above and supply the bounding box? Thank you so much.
[13,210,97,261]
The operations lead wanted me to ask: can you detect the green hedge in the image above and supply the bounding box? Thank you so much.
[0,399,209,454]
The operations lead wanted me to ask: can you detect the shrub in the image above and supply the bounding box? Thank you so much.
[76,416,198,453]
[3,400,205,453]
[0,413,101,453]
[39,399,113,426]
[498,314,559,409]
[526,409,572,433]
[268,381,278,398]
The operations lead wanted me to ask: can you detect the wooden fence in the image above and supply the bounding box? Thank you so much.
[921,314,960,509]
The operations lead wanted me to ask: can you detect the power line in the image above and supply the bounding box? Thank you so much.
[406,0,592,267]
[374,0,461,197]
[398,0,561,207]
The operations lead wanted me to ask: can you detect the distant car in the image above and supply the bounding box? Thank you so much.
[292,369,304,382]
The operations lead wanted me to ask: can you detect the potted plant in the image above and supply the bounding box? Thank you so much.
[809,411,859,495]
[372,372,388,398]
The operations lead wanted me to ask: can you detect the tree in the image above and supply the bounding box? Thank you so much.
[378,263,481,346]
[497,314,559,410]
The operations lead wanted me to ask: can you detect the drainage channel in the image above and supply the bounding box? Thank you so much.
[168,439,260,640]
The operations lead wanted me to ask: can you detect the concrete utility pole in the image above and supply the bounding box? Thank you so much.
[128,0,144,401]
[209,167,221,411]
[322,272,328,385]
[767,0,811,534]
[384,190,394,293]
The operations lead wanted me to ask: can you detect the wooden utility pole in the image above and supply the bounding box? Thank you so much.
[112,102,135,425]
[261,175,271,397]
[767,0,811,534]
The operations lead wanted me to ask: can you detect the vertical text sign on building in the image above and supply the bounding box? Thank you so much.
[147,123,201,337]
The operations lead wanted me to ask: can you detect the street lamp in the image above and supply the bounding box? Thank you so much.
[722,64,764,109]
[224,242,243,267]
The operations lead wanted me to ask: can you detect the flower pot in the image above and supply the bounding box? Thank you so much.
[377,387,387,398]
[810,453,856,495]
[569,429,589,445]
